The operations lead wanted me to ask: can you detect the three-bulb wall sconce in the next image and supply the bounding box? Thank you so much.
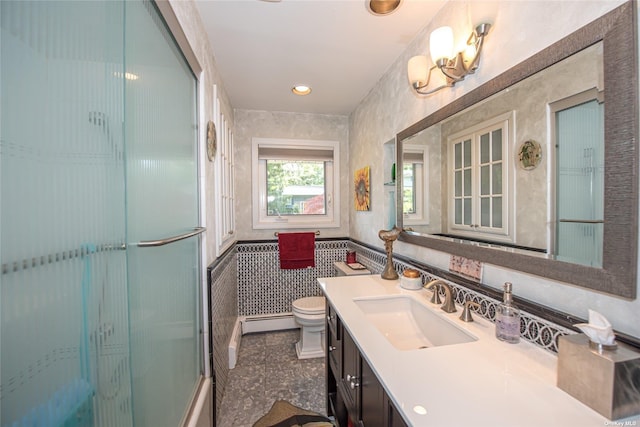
[408,22,492,95]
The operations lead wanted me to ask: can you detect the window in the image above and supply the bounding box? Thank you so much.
[402,144,429,225]
[447,112,513,241]
[252,138,340,229]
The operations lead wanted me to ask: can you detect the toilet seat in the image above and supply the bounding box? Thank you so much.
[292,296,325,315]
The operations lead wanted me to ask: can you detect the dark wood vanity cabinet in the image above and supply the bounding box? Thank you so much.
[327,302,342,379]
[360,354,386,427]
[388,403,409,427]
[326,301,409,427]
[326,302,347,423]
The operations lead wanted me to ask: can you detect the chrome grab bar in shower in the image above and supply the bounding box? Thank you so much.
[137,227,206,247]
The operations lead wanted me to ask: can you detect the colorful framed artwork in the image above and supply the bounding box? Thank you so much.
[354,166,370,211]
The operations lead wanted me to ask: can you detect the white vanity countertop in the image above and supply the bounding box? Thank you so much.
[318,274,639,427]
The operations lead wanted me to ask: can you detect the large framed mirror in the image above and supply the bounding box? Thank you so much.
[397,1,637,298]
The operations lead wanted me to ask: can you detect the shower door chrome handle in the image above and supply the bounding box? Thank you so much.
[558,219,604,224]
[137,227,206,247]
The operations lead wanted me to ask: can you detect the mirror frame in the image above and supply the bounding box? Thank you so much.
[397,1,638,299]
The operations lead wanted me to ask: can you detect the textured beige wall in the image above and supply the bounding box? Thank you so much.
[234,109,350,241]
[349,0,640,338]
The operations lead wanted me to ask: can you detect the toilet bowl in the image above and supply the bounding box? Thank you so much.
[292,296,326,359]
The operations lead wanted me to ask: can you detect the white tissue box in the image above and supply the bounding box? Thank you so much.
[557,333,640,420]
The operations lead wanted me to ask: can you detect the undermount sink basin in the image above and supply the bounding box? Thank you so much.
[353,295,477,351]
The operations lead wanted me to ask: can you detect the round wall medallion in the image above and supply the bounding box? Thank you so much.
[206,120,216,161]
[517,139,542,170]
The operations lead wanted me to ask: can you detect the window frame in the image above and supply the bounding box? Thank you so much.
[211,85,236,257]
[402,143,429,226]
[251,137,340,229]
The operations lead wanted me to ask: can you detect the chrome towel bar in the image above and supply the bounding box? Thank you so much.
[274,230,320,237]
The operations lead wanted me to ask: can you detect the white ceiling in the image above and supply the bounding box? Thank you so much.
[195,0,446,115]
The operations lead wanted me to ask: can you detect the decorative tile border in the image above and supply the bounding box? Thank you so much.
[347,241,574,353]
[452,286,574,353]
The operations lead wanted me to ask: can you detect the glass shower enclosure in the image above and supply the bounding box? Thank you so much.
[554,97,605,268]
[1,1,204,426]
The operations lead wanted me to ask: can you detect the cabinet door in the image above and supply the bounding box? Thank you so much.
[333,316,409,427]
[387,396,409,427]
[341,328,360,421]
[327,303,342,379]
[326,301,344,423]
[328,326,342,377]
[360,356,385,427]
[389,407,409,427]
[327,302,340,336]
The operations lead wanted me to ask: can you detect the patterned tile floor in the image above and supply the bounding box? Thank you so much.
[217,329,327,426]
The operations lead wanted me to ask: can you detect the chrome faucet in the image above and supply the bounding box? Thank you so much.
[424,279,457,313]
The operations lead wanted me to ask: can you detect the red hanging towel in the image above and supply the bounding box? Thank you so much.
[278,232,316,269]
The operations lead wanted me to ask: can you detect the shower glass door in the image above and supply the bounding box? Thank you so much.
[555,98,604,267]
[124,1,201,426]
[1,1,131,426]
[1,1,202,426]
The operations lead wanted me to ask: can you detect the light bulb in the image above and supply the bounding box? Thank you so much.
[429,26,454,64]
[407,56,429,86]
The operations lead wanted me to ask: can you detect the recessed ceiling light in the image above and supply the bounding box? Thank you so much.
[292,85,312,96]
[366,0,402,16]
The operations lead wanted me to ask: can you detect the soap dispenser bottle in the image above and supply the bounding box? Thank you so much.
[495,282,520,343]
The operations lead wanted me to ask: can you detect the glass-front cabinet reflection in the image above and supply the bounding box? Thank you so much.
[448,113,510,242]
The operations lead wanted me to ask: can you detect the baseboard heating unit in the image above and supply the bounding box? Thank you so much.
[228,313,298,369]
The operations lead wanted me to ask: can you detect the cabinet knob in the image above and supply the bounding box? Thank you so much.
[329,345,336,352]
[327,315,334,321]
[346,374,359,389]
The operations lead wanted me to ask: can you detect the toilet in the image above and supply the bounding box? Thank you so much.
[292,296,326,359]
